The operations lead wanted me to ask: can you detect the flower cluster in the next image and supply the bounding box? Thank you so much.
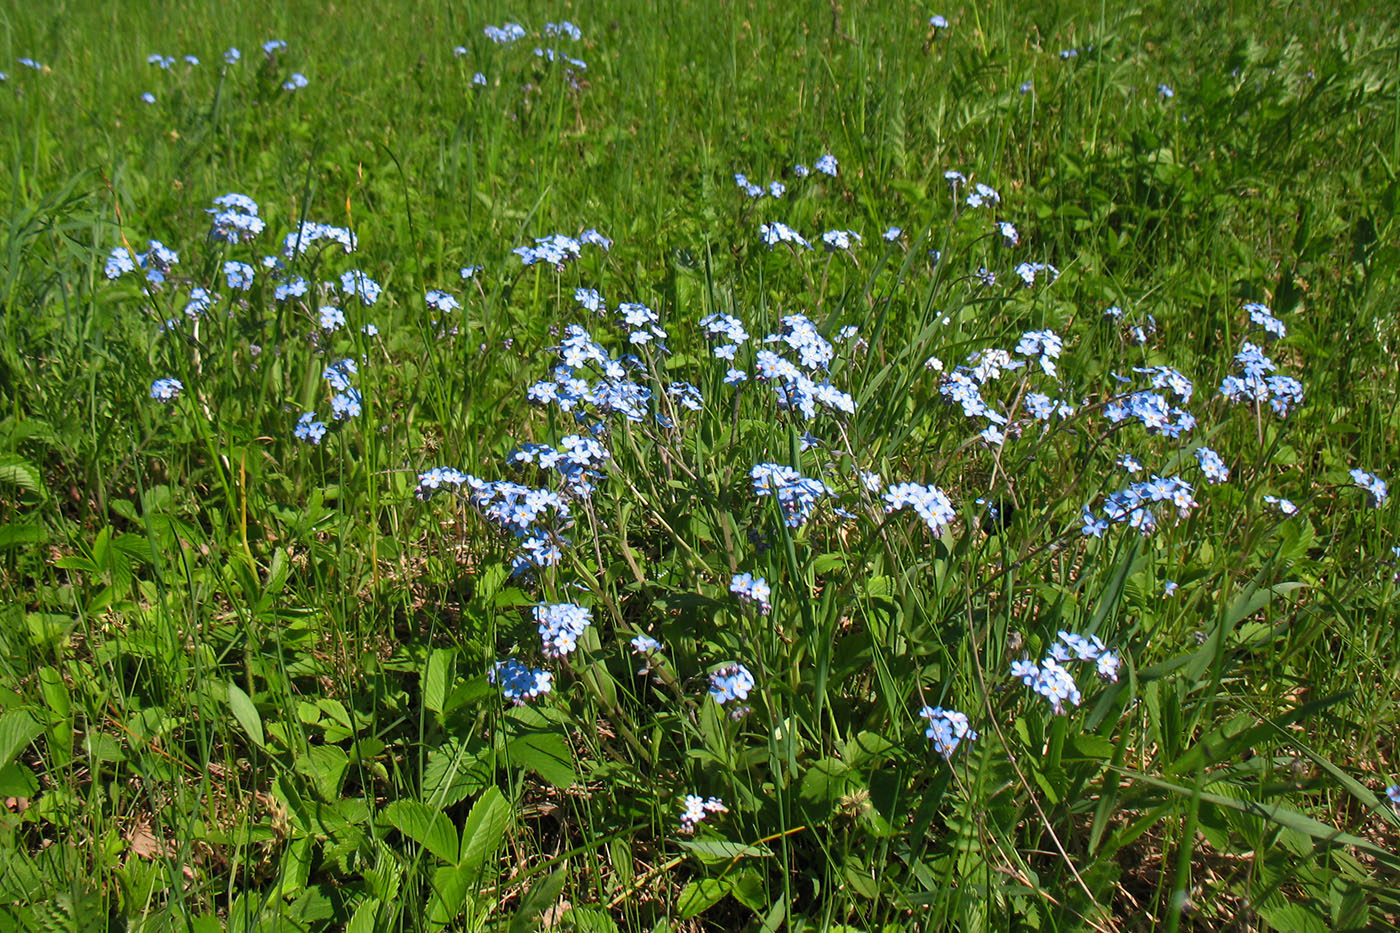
[1244,302,1286,339]
[1195,446,1230,484]
[534,602,593,658]
[1104,391,1196,439]
[730,573,772,614]
[514,230,609,266]
[1219,342,1304,416]
[821,229,861,251]
[919,706,977,758]
[484,23,527,44]
[1081,474,1197,537]
[883,482,956,535]
[150,378,183,402]
[751,463,831,528]
[207,193,265,244]
[281,221,357,257]
[1350,469,1389,508]
[1011,631,1121,714]
[105,240,179,286]
[489,658,552,703]
[709,664,756,704]
[759,221,812,250]
[679,795,727,833]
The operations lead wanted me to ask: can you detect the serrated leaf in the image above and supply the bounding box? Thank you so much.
[506,731,576,789]
[0,710,44,767]
[0,524,46,550]
[424,648,454,715]
[458,786,510,875]
[0,455,43,496]
[383,800,459,863]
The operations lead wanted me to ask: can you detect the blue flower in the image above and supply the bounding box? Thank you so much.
[340,270,381,305]
[148,54,175,69]
[323,358,358,391]
[793,163,810,178]
[104,247,136,279]
[222,261,255,291]
[535,602,592,658]
[883,482,956,534]
[768,181,786,198]
[282,73,309,92]
[1158,84,1175,99]
[630,634,661,654]
[140,92,156,104]
[708,664,755,704]
[821,229,862,251]
[414,466,469,499]
[483,23,527,44]
[425,289,460,313]
[929,14,948,28]
[1263,495,1298,515]
[919,706,976,758]
[997,221,1019,246]
[1194,446,1229,484]
[318,306,346,331]
[294,412,327,444]
[473,72,487,86]
[224,48,241,65]
[262,40,287,56]
[1244,302,1285,339]
[489,658,552,704]
[1163,580,1179,597]
[1350,469,1389,508]
[814,153,838,176]
[966,183,1000,208]
[274,277,308,302]
[545,21,582,40]
[883,226,902,241]
[730,573,772,614]
[331,388,362,420]
[1387,785,1400,805]
[150,378,183,402]
[759,222,812,250]
[679,795,726,833]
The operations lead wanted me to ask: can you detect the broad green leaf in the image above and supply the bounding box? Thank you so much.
[506,731,576,789]
[0,455,43,496]
[458,786,510,875]
[424,648,454,715]
[226,682,265,748]
[0,710,44,767]
[383,800,459,863]
[506,866,567,933]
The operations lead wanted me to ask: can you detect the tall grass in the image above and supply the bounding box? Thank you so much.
[1,0,1398,929]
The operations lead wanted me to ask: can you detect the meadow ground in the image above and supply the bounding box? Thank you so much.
[1,0,1399,929]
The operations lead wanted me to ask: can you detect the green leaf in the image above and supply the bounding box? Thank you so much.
[0,710,44,768]
[506,732,577,789]
[0,762,38,798]
[1123,770,1400,870]
[0,455,43,496]
[506,866,567,933]
[424,648,454,715]
[561,906,619,933]
[0,524,45,550]
[226,682,265,748]
[677,878,729,919]
[383,800,459,863]
[674,839,773,864]
[458,786,510,874]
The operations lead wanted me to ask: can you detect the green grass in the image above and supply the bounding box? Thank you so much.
[1,0,1399,929]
